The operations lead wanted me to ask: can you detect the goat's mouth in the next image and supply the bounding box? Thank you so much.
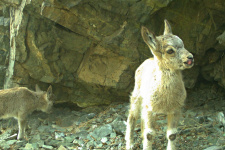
[183,59,194,67]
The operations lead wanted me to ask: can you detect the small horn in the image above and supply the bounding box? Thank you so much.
[164,19,172,35]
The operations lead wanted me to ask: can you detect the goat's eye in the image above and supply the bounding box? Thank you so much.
[167,49,174,54]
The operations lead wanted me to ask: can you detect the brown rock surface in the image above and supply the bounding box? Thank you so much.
[0,0,225,106]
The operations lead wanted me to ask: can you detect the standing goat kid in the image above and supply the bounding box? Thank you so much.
[0,85,53,140]
[125,20,194,150]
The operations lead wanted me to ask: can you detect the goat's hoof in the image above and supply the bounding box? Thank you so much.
[126,145,135,150]
[169,133,176,141]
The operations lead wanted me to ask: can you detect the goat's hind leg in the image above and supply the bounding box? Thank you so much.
[125,96,141,150]
[166,111,181,150]
[142,109,156,150]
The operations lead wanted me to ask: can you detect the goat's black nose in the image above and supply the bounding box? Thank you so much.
[187,56,193,60]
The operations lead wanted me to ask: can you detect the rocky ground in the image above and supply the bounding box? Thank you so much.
[0,82,225,150]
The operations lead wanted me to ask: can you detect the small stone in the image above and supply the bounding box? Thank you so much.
[97,143,103,148]
[111,120,126,135]
[91,124,98,129]
[106,118,113,123]
[61,142,73,147]
[16,140,26,147]
[74,131,88,139]
[43,120,49,125]
[101,137,108,143]
[96,118,104,123]
[52,125,67,132]
[47,140,62,147]
[65,136,74,143]
[6,140,17,145]
[66,126,73,132]
[116,104,123,109]
[91,124,113,139]
[31,143,39,149]
[110,132,117,138]
[203,146,223,150]
[24,143,33,149]
[37,140,45,147]
[73,139,85,146]
[196,116,210,124]
[109,108,116,113]
[42,145,54,149]
[38,125,52,133]
[87,113,96,119]
[30,134,41,143]
[78,114,91,123]
[185,110,197,117]
[58,145,67,150]
[55,132,65,140]
[217,112,225,126]
[86,141,95,149]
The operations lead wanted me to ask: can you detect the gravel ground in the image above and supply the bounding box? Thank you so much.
[0,82,225,150]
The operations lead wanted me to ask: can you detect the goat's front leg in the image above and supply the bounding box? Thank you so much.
[142,109,156,150]
[125,96,141,150]
[166,111,180,150]
[17,115,27,140]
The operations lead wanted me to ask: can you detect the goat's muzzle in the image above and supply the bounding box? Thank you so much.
[184,56,194,68]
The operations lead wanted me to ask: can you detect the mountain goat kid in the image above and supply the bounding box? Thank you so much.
[125,20,194,150]
[0,85,53,140]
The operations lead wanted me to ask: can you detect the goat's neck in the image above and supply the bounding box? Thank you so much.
[154,59,182,78]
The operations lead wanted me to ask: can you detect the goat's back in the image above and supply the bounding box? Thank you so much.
[0,87,42,119]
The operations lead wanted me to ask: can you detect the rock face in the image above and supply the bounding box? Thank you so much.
[0,0,225,107]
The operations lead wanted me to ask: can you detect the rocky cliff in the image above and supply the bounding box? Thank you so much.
[0,0,225,107]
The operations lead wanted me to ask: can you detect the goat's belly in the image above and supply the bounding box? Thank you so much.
[152,98,185,114]
[143,93,186,114]
[0,113,15,119]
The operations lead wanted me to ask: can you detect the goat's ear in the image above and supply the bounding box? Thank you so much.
[47,85,52,99]
[164,19,172,35]
[35,84,41,92]
[141,26,161,57]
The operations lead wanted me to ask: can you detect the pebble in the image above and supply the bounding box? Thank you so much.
[203,146,223,150]
[91,124,113,139]
[110,132,117,138]
[111,120,126,135]
[101,137,108,143]
[58,145,67,150]
[24,143,33,149]
[42,145,54,149]
[0,86,224,150]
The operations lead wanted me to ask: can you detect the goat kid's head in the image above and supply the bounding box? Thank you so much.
[36,85,54,113]
[141,20,194,70]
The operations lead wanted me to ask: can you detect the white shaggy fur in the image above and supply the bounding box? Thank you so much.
[125,20,194,150]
